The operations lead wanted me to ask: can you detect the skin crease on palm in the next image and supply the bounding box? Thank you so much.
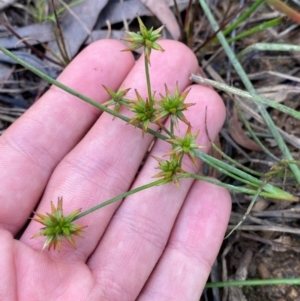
[0,39,231,301]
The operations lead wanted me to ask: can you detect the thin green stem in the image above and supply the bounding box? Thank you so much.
[225,183,263,238]
[237,42,300,60]
[185,173,284,199]
[195,150,298,201]
[206,278,300,288]
[160,125,172,137]
[144,53,153,106]
[226,17,282,44]
[170,120,174,136]
[178,153,184,166]
[221,0,266,38]
[74,179,166,220]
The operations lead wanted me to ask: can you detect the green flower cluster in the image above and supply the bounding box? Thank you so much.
[32,197,86,252]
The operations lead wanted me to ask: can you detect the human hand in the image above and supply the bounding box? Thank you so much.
[0,40,231,301]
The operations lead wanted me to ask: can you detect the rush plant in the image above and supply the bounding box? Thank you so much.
[0,16,297,252]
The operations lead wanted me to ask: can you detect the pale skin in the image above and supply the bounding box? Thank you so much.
[0,40,231,300]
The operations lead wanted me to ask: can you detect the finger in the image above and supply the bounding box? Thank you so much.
[138,181,231,300]
[87,85,226,300]
[0,40,134,234]
[21,40,198,261]
[0,229,17,300]
[0,227,96,299]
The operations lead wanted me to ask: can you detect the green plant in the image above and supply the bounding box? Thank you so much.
[29,0,83,23]
[0,16,297,252]
[29,0,51,23]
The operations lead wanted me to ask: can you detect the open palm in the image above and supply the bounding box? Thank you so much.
[0,40,231,301]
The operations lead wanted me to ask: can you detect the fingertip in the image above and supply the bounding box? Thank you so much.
[158,39,199,68]
[150,40,199,85]
[77,38,135,64]
[55,39,135,94]
[188,84,226,124]
[74,38,135,64]
[186,179,231,253]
